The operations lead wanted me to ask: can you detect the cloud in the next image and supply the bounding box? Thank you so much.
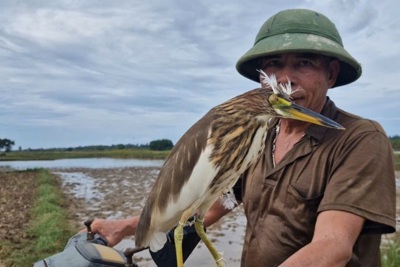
[0,1,399,149]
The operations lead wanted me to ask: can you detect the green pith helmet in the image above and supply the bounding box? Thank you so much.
[236,9,362,88]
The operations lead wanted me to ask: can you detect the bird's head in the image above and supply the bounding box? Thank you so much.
[259,70,345,130]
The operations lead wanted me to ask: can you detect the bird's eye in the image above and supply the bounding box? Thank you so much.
[268,93,278,104]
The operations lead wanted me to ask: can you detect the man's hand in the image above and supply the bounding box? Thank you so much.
[80,216,139,247]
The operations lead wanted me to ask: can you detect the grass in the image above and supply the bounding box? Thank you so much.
[0,148,170,161]
[5,169,76,266]
[382,240,400,267]
[394,153,400,171]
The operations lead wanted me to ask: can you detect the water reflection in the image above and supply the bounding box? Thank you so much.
[0,158,164,170]
[54,172,98,200]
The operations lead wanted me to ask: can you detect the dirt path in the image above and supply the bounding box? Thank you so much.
[0,171,38,265]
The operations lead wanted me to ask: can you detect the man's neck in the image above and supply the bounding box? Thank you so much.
[279,119,310,135]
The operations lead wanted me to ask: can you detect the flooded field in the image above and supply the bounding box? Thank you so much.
[2,157,398,266]
[53,167,245,267]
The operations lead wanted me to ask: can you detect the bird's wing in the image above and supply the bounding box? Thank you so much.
[135,109,220,249]
[154,108,218,208]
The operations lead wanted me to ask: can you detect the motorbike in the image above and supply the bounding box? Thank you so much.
[33,219,202,267]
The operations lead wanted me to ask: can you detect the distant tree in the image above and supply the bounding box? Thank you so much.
[116,144,125,149]
[0,138,15,154]
[389,135,400,150]
[149,139,174,151]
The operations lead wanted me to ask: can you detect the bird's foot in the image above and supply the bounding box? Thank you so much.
[185,215,197,227]
[215,254,228,267]
[174,223,185,267]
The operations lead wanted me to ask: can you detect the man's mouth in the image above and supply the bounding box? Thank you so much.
[288,89,305,105]
[291,96,304,104]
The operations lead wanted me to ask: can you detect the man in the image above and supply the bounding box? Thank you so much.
[89,9,396,267]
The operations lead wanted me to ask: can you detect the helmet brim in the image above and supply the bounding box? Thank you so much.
[236,32,362,88]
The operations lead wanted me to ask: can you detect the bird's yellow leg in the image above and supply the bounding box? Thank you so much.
[174,222,185,267]
[174,209,195,267]
[194,218,226,267]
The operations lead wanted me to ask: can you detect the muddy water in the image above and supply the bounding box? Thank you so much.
[54,167,244,267]
[0,158,164,170]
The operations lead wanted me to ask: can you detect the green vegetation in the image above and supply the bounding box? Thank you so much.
[0,138,15,153]
[390,135,400,151]
[4,170,76,266]
[393,152,400,171]
[0,148,171,161]
[149,139,174,151]
[382,240,400,267]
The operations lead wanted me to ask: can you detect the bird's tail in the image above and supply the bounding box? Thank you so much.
[135,206,151,248]
[135,204,168,252]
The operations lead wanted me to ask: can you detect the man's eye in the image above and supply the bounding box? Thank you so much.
[299,60,313,66]
[261,60,280,68]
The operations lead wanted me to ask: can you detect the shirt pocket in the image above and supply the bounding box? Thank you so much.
[283,184,323,246]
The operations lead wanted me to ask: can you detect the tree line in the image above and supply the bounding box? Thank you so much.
[2,136,400,153]
[0,138,174,153]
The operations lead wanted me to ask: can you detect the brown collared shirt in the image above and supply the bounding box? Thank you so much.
[238,97,396,267]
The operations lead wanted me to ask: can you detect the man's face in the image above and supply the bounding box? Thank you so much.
[259,53,340,113]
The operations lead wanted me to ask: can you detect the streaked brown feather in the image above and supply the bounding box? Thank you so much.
[135,108,214,247]
[135,88,276,249]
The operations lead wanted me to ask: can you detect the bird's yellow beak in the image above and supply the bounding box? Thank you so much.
[269,94,345,130]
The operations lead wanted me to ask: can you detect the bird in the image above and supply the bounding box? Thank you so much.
[135,71,344,267]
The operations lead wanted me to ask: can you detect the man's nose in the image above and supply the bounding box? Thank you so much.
[275,67,294,85]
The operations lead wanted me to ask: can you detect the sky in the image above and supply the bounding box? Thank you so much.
[1,0,399,149]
